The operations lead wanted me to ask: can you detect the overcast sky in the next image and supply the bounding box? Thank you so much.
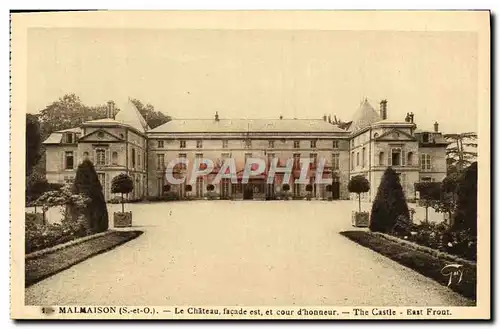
[27,28,478,133]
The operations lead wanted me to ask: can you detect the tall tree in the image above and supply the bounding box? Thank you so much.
[73,159,109,233]
[370,167,410,233]
[38,94,113,137]
[444,132,478,172]
[130,98,171,129]
[453,162,477,235]
[26,114,42,175]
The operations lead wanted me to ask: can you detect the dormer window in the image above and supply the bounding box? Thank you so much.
[65,133,74,143]
[422,132,430,143]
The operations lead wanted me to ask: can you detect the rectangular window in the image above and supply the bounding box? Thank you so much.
[65,133,74,144]
[332,153,340,170]
[157,140,164,148]
[422,133,430,143]
[351,152,355,169]
[310,153,317,168]
[310,140,317,148]
[267,152,275,164]
[138,153,141,169]
[131,148,136,168]
[96,149,106,166]
[362,148,366,168]
[65,151,74,169]
[391,148,401,166]
[356,152,360,166]
[268,140,274,148]
[157,154,165,169]
[421,154,431,171]
[222,140,228,148]
[196,140,203,148]
[180,140,186,148]
[178,153,187,169]
[293,153,300,168]
[294,141,300,149]
[332,140,339,149]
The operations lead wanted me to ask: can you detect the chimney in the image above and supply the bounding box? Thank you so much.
[279,115,283,120]
[328,115,332,123]
[410,112,414,123]
[379,99,388,120]
[323,114,327,122]
[215,111,219,122]
[434,121,439,132]
[107,101,115,119]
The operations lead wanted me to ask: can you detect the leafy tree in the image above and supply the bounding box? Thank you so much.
[415,182,442,223]
[282,184,290,192]
[453,162,477,235]
[444,132,477,172]
[370,167,410,233]
[73,159,108,233]
[38,94,119,138]
[130,98,171,129]
[348,175,370,212]
[111,173,134,213]
[26,114,42,175]
[305,184,313,192]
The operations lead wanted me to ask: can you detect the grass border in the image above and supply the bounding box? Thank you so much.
[340,230,476,302]
[25,230,143,287]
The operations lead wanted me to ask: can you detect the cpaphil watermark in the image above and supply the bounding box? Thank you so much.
[162,157,333,185]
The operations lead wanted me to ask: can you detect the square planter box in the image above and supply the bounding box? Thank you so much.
[114,211,132,228]
[352,211,369,227]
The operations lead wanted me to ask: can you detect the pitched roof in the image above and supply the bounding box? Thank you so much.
[350,99,381,132]
[42,132,63,144]
[149,118,347,133]
[114,99,150,133]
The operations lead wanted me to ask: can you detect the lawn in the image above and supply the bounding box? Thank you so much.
[26,230,143,287]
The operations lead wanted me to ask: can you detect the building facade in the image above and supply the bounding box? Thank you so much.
[43,99,448,201]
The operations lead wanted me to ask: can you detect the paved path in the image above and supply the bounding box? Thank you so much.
[25,201,473,306]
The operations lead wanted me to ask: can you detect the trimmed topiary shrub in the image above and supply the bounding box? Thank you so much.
[370,167,410,233]
[111,173,134,213]
[73,159,109,233]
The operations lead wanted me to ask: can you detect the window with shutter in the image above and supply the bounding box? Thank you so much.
[401,150,406,166]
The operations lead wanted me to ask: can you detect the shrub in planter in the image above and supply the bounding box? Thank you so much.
[325,184,333,201]
[282,184,290,200]
[113,211,133,228]
[305,184,313,200]
[164,191,180,201]
[348,175,370,227]
[111,173,134,228]
[370,167,410,233]
[206,191,220,200]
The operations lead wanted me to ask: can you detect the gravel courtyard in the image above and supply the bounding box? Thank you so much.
[25,201,473,306]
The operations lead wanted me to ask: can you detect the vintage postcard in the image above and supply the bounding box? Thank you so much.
[10,10,490,320]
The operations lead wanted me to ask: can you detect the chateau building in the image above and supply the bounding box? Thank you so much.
[43,98,448,201]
